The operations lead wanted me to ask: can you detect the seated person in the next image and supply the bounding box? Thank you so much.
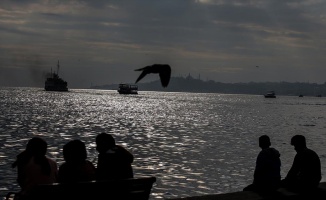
[96,133,134,180]
[244,135,281,193]
[281,135,321,192]
[12,137,58,197]
[58,139,96,183]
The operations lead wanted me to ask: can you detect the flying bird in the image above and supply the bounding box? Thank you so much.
[135,64,171,87]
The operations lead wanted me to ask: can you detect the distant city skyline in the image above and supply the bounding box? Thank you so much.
[92,75,326,96]
[1,0,326,88]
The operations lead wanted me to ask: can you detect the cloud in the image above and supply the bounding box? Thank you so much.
[1,0,326,87]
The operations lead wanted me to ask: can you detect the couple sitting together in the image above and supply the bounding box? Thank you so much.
[12,133,133,198]
[244,135,321,193]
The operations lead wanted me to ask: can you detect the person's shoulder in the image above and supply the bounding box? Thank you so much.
[46,156,56,162]
[270,147,280,154]
[114,145,131,152]
[261,147,280,156]
[305,148,319,157]
[116,145,126,149]
[84,160,96,174]
[261,147,279,154]
[59,162,67,168]
[117,145,132,154]
[58,162,69,172]
[85,160,96,168]
[46,156,58,167]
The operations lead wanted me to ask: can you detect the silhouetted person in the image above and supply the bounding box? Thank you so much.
[281,135,321,192]
[96,133,134,180]
[244,135,281,193]
[12,137,58,197]
[135,64,171,87]
[58,139,96,183]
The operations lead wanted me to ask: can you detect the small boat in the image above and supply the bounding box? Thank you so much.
[118,84,138,94]
[299,94,303,97]
[45,60,68,91]
[264,91,276,98]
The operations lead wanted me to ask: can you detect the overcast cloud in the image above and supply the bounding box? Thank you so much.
[1,0,326,88]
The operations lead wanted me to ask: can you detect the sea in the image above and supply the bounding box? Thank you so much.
[0,87,326,199]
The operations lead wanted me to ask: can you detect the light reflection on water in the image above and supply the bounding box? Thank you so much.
[0,87,326,199]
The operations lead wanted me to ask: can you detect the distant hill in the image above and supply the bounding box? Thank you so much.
[90,75,326,96]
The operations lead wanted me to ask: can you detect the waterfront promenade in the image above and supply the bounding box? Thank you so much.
[170,182,326,200]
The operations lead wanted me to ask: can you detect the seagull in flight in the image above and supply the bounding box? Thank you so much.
[135,64,171,87]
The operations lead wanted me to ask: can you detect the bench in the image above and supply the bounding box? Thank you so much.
[6,176,156,200]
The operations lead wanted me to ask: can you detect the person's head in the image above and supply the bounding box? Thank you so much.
[291,135,306,152]
[259,135,271,149]
[63,140,87,163]
[96,133,116,153]
[26,137,47,157]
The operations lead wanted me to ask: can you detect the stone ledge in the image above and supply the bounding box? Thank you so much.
[169,182,326,200]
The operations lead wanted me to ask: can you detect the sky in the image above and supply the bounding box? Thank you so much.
[1,0,326,88]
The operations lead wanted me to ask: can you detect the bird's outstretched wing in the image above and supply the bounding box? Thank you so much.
[135,67,149,84]
[135,64,171,87]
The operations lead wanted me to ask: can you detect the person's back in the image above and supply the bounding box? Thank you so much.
[20,156,57,193]
[12,137,58,196]
[254,147,281,188]
[58,140,96,183]
[59,161,95,183]
[282,135,321,191]
[295,148,321,186]
[96,133,134,180]
[244,135,281,193]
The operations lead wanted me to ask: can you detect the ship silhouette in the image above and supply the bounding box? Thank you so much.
[45,60,68,91]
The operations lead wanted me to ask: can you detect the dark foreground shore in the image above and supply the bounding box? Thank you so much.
[169,182,326,200]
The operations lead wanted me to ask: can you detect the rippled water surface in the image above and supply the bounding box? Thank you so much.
[1,87,326,199]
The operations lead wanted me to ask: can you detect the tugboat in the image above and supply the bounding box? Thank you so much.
[45,60,68,91]
[117,84,138,94]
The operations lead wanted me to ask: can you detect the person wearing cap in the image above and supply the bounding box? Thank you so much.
[281,135,321,191]
[244,135,281,193]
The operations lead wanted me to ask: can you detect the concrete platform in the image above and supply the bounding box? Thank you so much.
[169,182,326,200]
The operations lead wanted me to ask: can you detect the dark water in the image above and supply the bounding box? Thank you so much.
[0,87,325,199]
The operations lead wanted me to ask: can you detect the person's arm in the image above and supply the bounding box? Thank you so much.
[17,165,25,187]
[96,154,107,180]
[253,151,266,183]
[285,154,300,180]
[57,165,65,183]
[52,159,59,182]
